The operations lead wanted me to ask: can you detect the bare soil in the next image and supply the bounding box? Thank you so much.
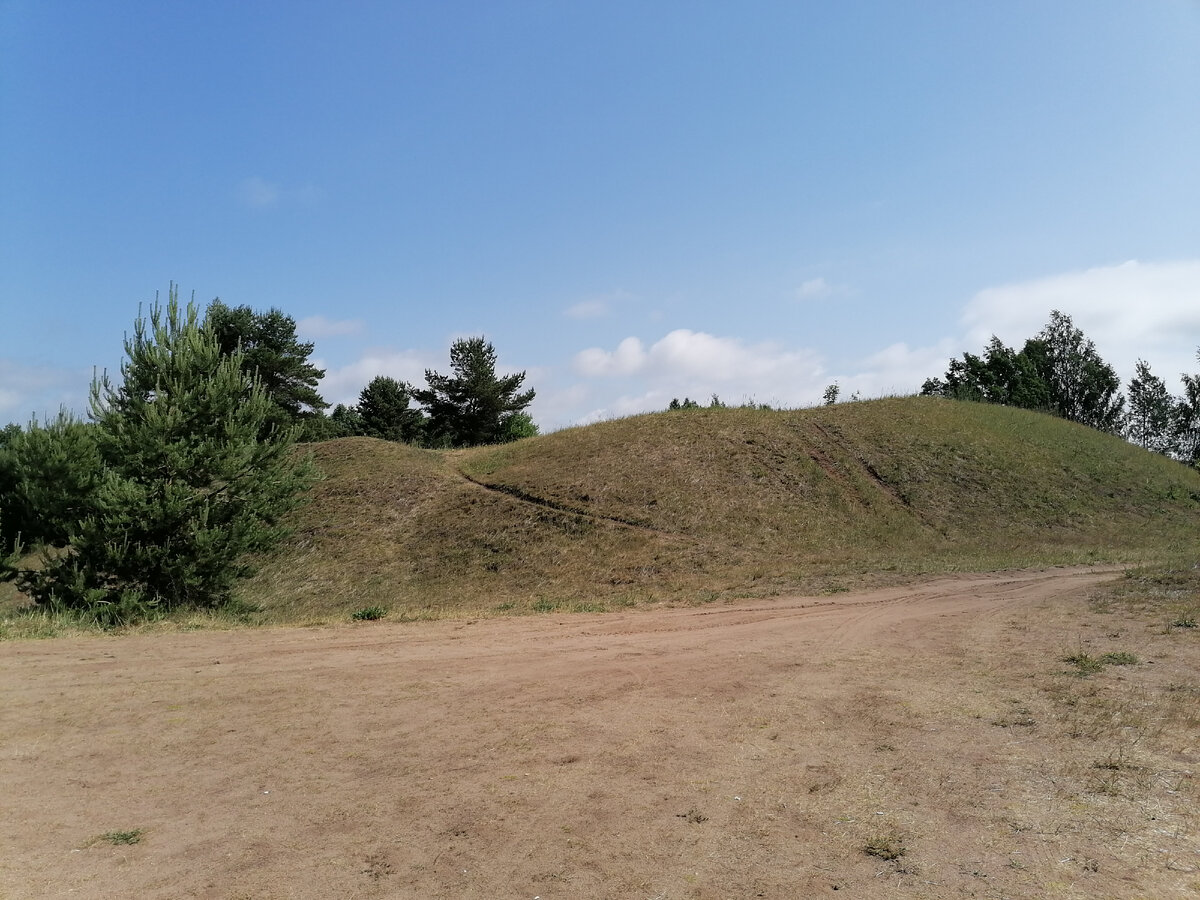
[3,567,1198,899]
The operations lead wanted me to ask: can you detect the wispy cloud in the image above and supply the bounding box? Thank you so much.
[298,316,365,339]
[237,177,323,210]
[795,277,850,301]
[238,176,280,209]
[564,299,611,319]
[564,289,634,320]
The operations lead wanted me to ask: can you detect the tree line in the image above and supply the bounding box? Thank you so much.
[203,300,537,447]
[920,310,1200,465]
[1,287,537,624]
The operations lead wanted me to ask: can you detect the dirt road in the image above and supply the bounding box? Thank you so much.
[4,567,1196,898]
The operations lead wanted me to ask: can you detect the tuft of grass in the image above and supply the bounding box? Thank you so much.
[1171,612,1197,629]
[351,606,388,621]
[1099,650,1138,666]
[1063,651,1105,676]
[863,833,906,861]
[94,829,144,846]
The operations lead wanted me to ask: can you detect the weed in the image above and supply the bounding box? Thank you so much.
[531,599,559,613]
[94,829,143,846]
[1171,612,1197,629]
[351,606,388,621]
[863,833,906,861]
[1099,651,1137,666]
[1063,652,1104,676]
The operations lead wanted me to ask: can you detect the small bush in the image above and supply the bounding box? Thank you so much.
[351,606,388,621]
[1100,651,1138,666]
[96,829,143,846]
[1063,651,1105,676]
[863,833,906,861]
[1171,612,1197,629]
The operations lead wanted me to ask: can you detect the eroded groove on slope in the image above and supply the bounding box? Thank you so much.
[457,472,666,533]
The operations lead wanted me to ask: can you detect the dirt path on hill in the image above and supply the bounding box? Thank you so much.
[3,566,1197,899]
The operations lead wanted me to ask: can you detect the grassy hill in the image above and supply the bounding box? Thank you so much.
[241,397,1200,623]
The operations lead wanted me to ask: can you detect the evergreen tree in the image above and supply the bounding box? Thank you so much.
[357,376,425,442]
[14,288,316,623]
[329,403,365,437]
[1125,360,1176,455]
[205,299,328,432]
[0,412,101,549]
[413,337,535,447]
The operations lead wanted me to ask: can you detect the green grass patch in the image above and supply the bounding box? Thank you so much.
[93,829,144,846]
[1063,652,1106,676]
[1100,650,1138,666]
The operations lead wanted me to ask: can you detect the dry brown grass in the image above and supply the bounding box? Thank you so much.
[241,397,1200,624]
[4,397,1199,633]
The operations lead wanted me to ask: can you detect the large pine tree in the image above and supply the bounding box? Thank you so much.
[205,299,328,433]
[14,288,316,623]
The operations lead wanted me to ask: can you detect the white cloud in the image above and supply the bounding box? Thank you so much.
[554,259,1200,428]
[315,350,435,408]
[571,329,826,416]
[298,315,365,339]
[962,259,1200,386]
[576,336,647,376]
[577,329,822,383]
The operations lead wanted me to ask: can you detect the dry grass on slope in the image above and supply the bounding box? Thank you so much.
[241,398,1200,624]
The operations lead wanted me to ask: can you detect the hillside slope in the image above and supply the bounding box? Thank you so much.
[245,397,1200,621]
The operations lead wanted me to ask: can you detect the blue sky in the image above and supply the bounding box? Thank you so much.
[3,1,1199,428]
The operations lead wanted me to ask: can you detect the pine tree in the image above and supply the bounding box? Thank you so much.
[0,412,101,549]
[16,288,317,623]
[413,337,535,447]
[205,300,328,433]
[357,376,425,442]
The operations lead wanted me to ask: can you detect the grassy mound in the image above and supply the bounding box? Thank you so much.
[240,397,1200,622]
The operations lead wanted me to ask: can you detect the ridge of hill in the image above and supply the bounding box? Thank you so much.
[242,397,1200,622]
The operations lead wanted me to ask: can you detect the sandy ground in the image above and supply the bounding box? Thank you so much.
[3,567,1198,899]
